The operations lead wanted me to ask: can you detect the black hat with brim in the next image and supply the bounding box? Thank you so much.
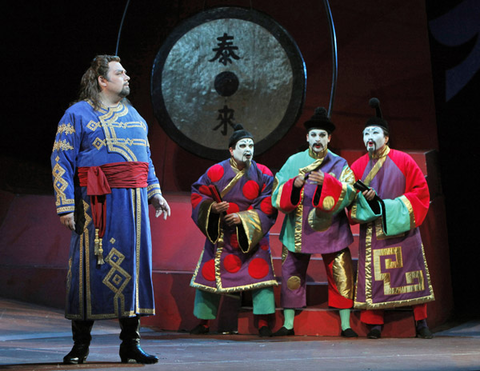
[229,124,254,148]
[304,107,335,134]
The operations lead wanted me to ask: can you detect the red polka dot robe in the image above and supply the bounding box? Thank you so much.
[190,158,279,293]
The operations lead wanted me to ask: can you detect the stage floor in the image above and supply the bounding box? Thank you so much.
[0,298,479,371]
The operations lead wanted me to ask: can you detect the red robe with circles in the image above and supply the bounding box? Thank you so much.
[190,159,278,293]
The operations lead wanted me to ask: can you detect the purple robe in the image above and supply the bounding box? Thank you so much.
[190,159,278,293]
[350,148,435,310]
[272,149,356,254]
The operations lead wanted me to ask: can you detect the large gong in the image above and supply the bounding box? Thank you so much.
[151,7,306,161]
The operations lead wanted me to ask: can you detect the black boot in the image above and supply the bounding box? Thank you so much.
[119,316,158,364]
[63,320,94,364]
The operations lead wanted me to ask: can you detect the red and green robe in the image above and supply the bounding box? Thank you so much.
[349,146,435,310]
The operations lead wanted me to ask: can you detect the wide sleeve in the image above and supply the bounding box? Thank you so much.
[51,110,82,215]
[383,153,430,235]
[312,163,356,214]
[347,156,380,225]
[272,156,302,213]
[348,152,430,236]
[236,164,278,253]
[190,169,220,243]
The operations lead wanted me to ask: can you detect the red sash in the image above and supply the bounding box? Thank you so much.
[77,162,149,264]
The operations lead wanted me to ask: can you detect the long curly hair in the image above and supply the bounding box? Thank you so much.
[74,55,122,110]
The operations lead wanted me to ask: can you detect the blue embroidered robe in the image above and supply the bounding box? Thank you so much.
[51,100,161,320]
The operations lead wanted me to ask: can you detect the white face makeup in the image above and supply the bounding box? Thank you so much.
[306,129,330,153]
[230,138,254,165]
[363,126,388,153]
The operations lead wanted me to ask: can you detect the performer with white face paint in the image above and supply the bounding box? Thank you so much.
[231,137,254,165]
[348,98,434,339]
[189,124,278,337]
[363,126,388,154]
[272,107,358,337]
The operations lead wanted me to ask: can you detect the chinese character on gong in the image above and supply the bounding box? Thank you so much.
[213,105,236,135]
[209,33,240,66]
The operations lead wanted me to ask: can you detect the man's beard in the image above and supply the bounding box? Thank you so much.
[244,158,252,179]
[119,86,130,98]
[367,141,376,155]
[312,143,323,152]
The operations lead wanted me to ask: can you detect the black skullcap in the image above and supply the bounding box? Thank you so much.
[303,107,336,134]
[228,124,254,148]
[365,98,389,132]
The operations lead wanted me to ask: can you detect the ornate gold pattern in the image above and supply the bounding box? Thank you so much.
[308,147,328,159]
[65,258,73,312]
[237,210,263,253]
[222,160,245,198]
[86,120,100,131]
[287,276,301,290]
[299,158,325,177]
[355,224,434,310]
[272,179,283,211]
[373,246,425,295]
[102,248,132,316]
[375,218,386,240]
[281,244,289,264]
[57,206,75,213]
[190,160,278,294]
[364,223,373,304]
[400,195,416,230]
[133,188,142,313]
[333,249,354,299]
[92,137,105,150]
[308,208,332,232]
[322,196,335,210]
[52,139,74,152]
[199,200,218,243]
[56,123,76,135]
[353,146,435,310]
[65,102,158,320]
[294,188,305,253]
[52,157,74,208]
[364,159,386,187]
[97,103,148,162]
[339,166,355,186]
[147,183,162,198]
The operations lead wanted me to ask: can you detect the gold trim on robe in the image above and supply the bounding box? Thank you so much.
[237,210,264,253]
